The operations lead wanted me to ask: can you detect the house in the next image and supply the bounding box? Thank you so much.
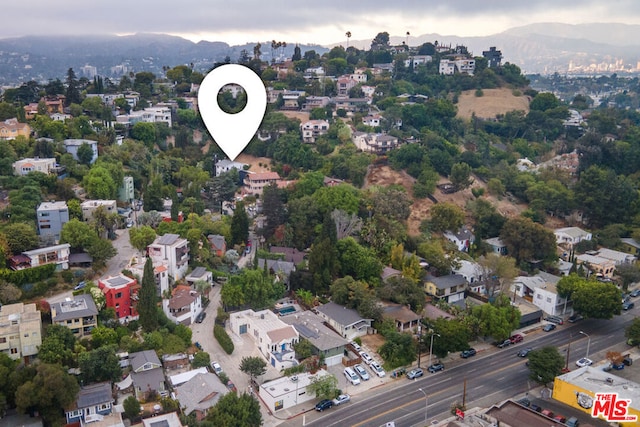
[352,132,400,154]
[169,367,209,387]
[424,274,467,305]
[185,266,214,289]
[260,370,332,412]
[554,226,592,248]
[621,238,640,256]
[439,58,475,75]
[511,272,568,315]
[322,176,344,187]
[482,47,503,68]
[315,301,373,340]
[575,253,616,279]
[444,226,475,252]
[453,260,485,294]
[81,199,117,222]
[207,234,226,257]
[36,201,69,242]
[215,159,247,176]
[163,285,202,325]
[257,259,296,288]
[0,119,31,140]
[98,274,139,322]
[174,372,228,421]
[12,157,57,176]
[332,97,369,113]
[485,237,507,255]
[117,105,172,127]
[118,176,135,203]
[301,96,330,111]
[129,350,166,400]
[0,303,42,363]
[336,76,357,96]
[9,243,71,271]
[300,119,330,143]
[381,303,421,333]
[229,309,299,370]
[381,266,402,283]
[362,114,382,127]
[141,412,184,427]
[269,246,306,264]
[592,247,637,265]
[280,310,349,366]
[51,294,98,339]
[162,353,190,371]
[404,55,432,68]
[243,171,281,195]
[63,139,98,164]
[147,234,190,280]
[65,382,122,426]
[128,260,169,297]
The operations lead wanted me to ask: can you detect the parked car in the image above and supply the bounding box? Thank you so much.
[73,281,87,291]
[566,416,579,427]
[517,347,533,357]
[428,362,445,373]
[315,399,334,411]
[343,367,361,386]
[623,354,633,366]
[460,348,477,358]
[541,409,554,418]
[354,364,370,380]
[543,323,556,332]
[406,368,424,379]
[496,339,512,348]
[370,362,386,377]
[211,361,223,375]
[553,415,567,423]
[359,351,374,365]
[568,314,584,323]
[631,289,640,297]
[623,301,635,310]
[516,397,530,407]
[509,334,524,344]
[530,404,542,412]
[195,311,207,323]
[544,315,564,325]
[350,341,361,351]
[332,394,351,406]
[576,357,593,367]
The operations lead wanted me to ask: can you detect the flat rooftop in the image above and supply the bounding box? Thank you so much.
[557,366,640,406]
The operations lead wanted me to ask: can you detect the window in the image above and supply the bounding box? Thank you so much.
[10,348,17,354]
[546,297,552,303]
[537,294,542,299]
[115,292,123,299]
[0,337,5,343]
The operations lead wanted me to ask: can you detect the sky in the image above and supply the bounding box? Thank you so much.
[3,1,640,46]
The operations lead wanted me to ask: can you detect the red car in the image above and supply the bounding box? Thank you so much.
[509,334,524,344]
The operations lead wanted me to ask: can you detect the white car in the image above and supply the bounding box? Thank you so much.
[359,351,374,365]
[350,341,361,351]
[332,394,351,406]
[370,361,386,377]
[211,361,223,375]
[576,357,593,367]
[353,363,370,380]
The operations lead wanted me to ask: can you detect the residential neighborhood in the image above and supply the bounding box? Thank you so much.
[1,22,640,427]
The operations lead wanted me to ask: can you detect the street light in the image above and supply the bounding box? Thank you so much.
[580,331,591,359]
[418,388,428,425]
[428,333,441,368]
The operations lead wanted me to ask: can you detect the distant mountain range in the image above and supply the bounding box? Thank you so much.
[0,23,639,86]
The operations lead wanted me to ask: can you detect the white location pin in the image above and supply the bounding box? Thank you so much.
[198,64,267,161]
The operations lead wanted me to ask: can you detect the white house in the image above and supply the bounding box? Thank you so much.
[592,248,637,266]
[554,227,592,248]
[315,301,373,340]
[215,159,247,177]
[453,260,485,294]
[260,370,332,413]
[300,120,330,143]
[147,234,190,280]
[352,132,400,155]
[63,139,98,164]
[512,272,568,316]
[444,226,475,252]
[163,285,202,325]
[12,157,57,176]
[229,309,299,370]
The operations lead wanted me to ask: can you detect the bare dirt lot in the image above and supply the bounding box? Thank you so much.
[456,88,530,120]
[364,165,533,236]
[235,153,273,172]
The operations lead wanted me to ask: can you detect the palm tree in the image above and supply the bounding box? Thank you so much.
[406,31,410,49]
[346,31,352,48]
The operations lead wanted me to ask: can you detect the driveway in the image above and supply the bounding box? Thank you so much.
[104,228,138,277]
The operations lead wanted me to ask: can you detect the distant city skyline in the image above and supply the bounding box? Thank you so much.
[3,1,640,46]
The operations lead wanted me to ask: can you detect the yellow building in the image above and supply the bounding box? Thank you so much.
[553,366,640,426]
[0,118,31,140]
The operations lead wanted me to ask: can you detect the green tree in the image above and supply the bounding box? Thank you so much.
[192,351,211,368]
[65,68,81,106]
[307,374,339,400]
[138,257,158,332]
[60,219,96,251]
[129,226,157,253]
[76,142,95,165]
[499,217,557,266]
[378,331,417,368]
[239,356,267,384]
[90,325,119,348]
[450,162,473,191]
[131,122,157,145]
[430,318,472,358]
[205,392,262,427]
[477,254,519,298]
[429,203,464,233]
[37,324,77,365]
[527,346,564,384]
[625,317,640,345]
[15,363,80,425]
[470,295,521,340]
[336,237,382,282]
[83,165,117,199]
[123,395,141,420]
[230,201,249,246]
[3,222,39,254]
[78,345,122,384]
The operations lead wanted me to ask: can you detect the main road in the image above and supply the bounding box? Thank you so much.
[280,307,637,427]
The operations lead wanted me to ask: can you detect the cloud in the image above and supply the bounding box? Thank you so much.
[3,1,640,45]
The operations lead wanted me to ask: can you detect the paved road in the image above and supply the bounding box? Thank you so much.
[104,228,138,277]
[279,307,639,427]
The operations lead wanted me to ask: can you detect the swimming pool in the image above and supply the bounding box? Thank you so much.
[278,306,296,315]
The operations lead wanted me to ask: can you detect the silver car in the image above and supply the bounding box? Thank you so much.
[353,364,370,380]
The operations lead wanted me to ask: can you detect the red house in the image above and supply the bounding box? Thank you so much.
[98,274,140,322]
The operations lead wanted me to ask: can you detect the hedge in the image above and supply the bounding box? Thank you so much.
[214,324,234,355]
[5,264,57,286]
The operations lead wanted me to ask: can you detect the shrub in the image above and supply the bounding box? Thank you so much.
[214,324,234,354]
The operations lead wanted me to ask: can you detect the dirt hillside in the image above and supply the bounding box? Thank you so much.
[456,88,530,120]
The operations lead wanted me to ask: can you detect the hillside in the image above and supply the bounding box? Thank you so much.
[455,88,530,120]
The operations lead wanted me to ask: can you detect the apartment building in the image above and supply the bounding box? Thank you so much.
[81,199,117,222]
[147,234,190,280]
[0,303,42,363]
[98,274,139,322]
[51,294,99,338]
[36,201,69,242]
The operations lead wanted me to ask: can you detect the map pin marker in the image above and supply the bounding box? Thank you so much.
[198,64,267,161]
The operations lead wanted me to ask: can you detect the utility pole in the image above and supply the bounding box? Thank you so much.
[463,378,467,407]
